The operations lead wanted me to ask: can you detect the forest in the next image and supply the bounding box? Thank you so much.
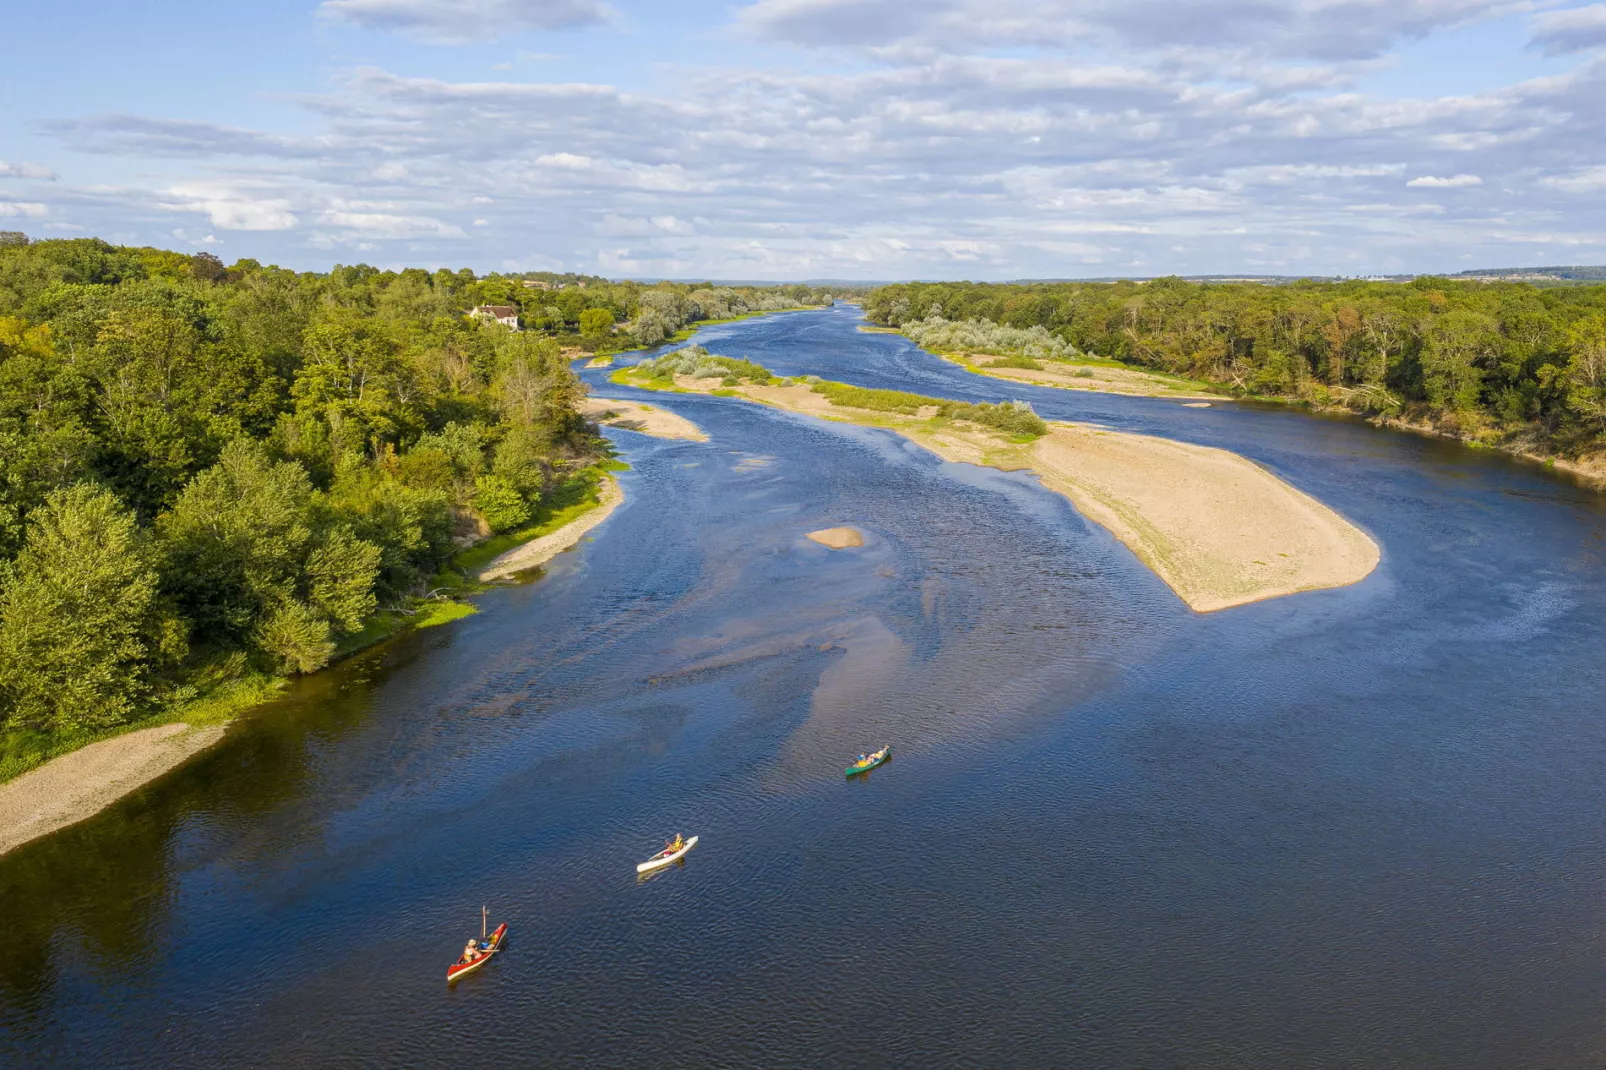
[864,277,1606,453]
[0,232,831,759]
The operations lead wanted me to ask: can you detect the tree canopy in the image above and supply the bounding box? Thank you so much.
[865,277,1606,451]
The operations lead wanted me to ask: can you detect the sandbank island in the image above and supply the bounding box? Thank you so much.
[614,349,1378,612]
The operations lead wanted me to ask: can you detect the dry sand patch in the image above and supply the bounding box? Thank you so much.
[0,723,226,856]
[807,527,865,549]
[580,397,707,441]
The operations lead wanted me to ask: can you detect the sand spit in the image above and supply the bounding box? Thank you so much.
[0,723,226,857]
[479,476,624,581]
[955,354,1219,400]
[580,397,708,441]
[1032,427,1379,612]
[807,527,865,549]
[636,375,1378,612]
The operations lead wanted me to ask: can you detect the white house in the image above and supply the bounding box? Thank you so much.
[470,304,520,330]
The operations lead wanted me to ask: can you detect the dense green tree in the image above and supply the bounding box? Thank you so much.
[865,277,1606,450]
[0,232,839,745]
[0,484,184,733]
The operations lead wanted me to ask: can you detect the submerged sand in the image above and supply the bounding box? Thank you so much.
[0,723,226,857]
[635,374,1378,612]
[807,526,864,549]
[580,397,708,441]
[479,476,625,581]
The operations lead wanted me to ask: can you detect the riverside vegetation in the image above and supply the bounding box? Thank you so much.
[0,235,830,779]
[866,277,1606,461]
[627,346,1050,437]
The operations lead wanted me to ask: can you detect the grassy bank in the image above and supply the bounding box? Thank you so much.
[0,462,623,785]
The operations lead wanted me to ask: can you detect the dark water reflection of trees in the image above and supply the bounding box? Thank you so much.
[0,640,408,1017]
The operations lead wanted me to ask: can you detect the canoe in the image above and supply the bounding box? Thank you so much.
[637,835,699,874]
[446,923,507,983]
[845,745,891,777]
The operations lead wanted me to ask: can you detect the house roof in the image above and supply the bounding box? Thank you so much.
[473,305,518,317]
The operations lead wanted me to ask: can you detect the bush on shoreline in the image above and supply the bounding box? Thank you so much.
[632,345,772,383]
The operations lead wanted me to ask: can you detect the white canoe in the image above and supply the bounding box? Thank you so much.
[636,835,699,874]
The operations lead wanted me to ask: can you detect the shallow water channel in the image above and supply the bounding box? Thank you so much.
[4,305,1606,1067]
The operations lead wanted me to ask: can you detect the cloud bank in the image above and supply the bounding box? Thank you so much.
[11,1,1606,276]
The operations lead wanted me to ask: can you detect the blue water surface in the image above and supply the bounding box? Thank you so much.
[3,305,1605,1068]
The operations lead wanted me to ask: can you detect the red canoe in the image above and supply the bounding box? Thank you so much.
[447,923,507,983]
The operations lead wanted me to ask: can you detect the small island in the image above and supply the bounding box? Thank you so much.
[807,527,865,549]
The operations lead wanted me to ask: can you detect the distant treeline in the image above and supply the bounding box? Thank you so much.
[865,278,1606,452]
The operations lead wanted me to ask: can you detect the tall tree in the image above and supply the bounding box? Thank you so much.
[0,484,184,733]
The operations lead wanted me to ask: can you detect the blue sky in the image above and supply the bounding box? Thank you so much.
[3,0,1605,279]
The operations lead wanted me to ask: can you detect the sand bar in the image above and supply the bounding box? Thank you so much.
[807,526,864,549]
[0,723,226,857]
[479,475,624,581]
[951,353,1219,400]
[1030,427,1378,611]
[580,396,708,441]
[625,373,1378,612]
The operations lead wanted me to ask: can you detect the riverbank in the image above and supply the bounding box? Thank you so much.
[0,723,225,856]
[0,467,628,855]
[616,368,1378,612]
[579,396,707,441]
[478,475,624,580]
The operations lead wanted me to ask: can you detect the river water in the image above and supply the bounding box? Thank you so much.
[4,305,1606,1068]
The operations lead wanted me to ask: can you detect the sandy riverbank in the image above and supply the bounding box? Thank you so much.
[0,723,226,856]
[580,396,708,441]
[479,475,625,581]
[631,373,1378,612]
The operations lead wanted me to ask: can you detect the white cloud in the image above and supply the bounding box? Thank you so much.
[321,209,468,239]
[1529,4,1606,55]
[161,184,299,230]
[736,0,1510,61]
[0,161,56,180]
[1541,165,1606,193]
[472,217,489,226]
[319,0,612,44]
[1406,174,1483,188]
[0,202,48,218]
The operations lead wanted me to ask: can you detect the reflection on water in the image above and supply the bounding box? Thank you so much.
[4,306,1606,1068]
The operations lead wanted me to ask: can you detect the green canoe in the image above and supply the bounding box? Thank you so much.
[845,745,891,777]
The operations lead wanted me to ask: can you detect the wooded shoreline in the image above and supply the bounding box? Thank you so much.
[0,477,625,856]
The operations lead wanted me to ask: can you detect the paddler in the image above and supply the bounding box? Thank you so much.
[665,833,684,853]
[463,937,482,963]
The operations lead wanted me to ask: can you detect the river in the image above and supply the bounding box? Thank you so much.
[3,304,1605,1067]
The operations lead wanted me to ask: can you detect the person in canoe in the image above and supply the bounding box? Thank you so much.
[663,833,685,855]
[462,938,483,964]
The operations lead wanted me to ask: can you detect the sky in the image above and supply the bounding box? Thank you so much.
[2,0,1605,280]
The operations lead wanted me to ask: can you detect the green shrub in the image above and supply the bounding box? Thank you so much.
[809,382,1048,437]
[471,474,532,533]
[990,355,1043,370]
